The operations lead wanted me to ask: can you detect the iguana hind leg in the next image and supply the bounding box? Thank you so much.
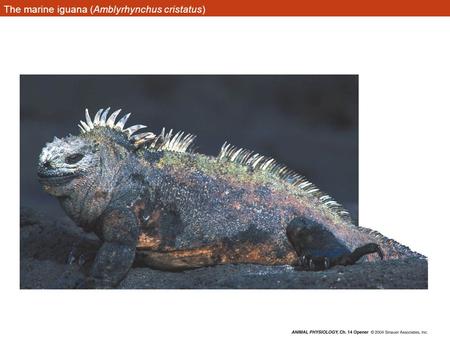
[286,217,383,271]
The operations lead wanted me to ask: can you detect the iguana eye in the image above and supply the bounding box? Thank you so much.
[65,153,84,164]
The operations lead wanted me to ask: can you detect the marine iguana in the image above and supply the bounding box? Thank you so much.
[37,108,424,288]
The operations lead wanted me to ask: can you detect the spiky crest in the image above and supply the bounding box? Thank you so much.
[80,108,196,153]
[145,127,197,153]
[218,142,352,222]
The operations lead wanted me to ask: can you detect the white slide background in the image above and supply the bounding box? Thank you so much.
[0,17,448,337]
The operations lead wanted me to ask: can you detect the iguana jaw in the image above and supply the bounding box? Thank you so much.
[37,171,80,185]
[37,170,84,197]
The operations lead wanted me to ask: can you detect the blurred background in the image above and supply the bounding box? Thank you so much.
[20,75,358,222]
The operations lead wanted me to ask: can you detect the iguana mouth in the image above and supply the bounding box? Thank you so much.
[37,172,79,185]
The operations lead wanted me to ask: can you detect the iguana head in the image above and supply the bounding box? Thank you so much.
[38,108,157,197]
[37,135,100,197]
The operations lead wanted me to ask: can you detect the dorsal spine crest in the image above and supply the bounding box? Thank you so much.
[80,107,196,154]
[218,142,352,222]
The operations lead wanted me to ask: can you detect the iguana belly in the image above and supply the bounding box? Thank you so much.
[136,232,297,270]
[131,199,297,269]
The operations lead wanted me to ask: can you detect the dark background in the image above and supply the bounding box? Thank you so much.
[20,75,358,222]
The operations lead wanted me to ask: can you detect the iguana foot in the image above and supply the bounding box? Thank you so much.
[67,247,86,265]
[287,217,384,271]
[294,243,383,271]
[75,276,115,289]
[295,254,331,271]
[67,243,97,266]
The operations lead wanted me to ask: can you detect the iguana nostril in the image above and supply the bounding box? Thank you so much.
[43,161,52,169]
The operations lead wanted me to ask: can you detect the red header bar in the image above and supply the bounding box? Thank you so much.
[1,0,450,16]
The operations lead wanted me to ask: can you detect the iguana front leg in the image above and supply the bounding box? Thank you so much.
[80,208,139,288]
[287,217,383,271]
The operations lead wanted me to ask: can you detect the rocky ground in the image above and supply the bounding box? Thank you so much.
[20,207,428,289]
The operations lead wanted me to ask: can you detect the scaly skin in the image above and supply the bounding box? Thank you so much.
[37,108,424,288]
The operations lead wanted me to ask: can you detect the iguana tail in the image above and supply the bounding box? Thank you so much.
[357,226,426,260]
